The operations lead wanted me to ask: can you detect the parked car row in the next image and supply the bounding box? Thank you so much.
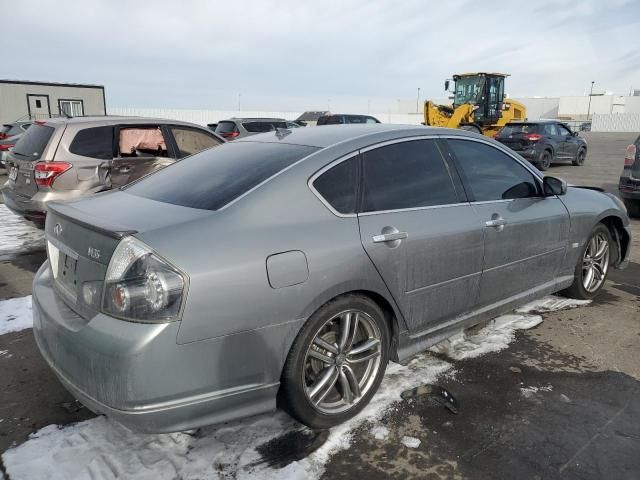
[23,124,630,433]
[0,120,33,169]
[1,116,224,225]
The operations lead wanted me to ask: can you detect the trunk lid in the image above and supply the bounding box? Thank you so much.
[45,191,213,320]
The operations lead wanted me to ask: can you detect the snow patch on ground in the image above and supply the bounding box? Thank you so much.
[0,204,44,256]
[516,295,591,314]
[370,425,389,441]
[1,294,590,479]
[0,296,33,335]
[521,385,554,398]
[0,349,12,359]
[401,436,421,449]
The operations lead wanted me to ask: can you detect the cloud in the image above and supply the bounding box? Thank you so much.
[3,0,639,111]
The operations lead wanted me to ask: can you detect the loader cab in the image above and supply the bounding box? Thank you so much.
[452,73,506,126]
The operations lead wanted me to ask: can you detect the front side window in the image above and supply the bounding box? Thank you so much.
[365,117,379,124]
[448,139,539,201]
[557,124,573,136]
[361,139,458,212]
[126,142,318,211]
[347,116,365,124]
[69,126,114,159]
[170,127,221,158]
[313,156,357,214]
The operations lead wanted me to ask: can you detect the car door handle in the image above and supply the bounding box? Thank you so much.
[372,231,408,243]
[118,166,131,173]
[485,216,506,231]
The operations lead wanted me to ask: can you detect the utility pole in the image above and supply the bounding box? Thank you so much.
[416,88,421,113]
[586,81,595,121]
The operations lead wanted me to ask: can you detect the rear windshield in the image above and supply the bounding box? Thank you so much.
[11,124,55,160]
[498,124,540,136]
[243,121,287,133]
[215,122,238,134]
[126,142,318,210]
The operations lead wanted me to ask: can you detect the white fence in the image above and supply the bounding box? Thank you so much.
[106,107,424,126]
[591,113,640,132]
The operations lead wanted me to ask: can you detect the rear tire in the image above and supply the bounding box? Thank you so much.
[623,198,640,218]
[572,147,586,166]
[280,294,390,429]
[561,224,612,300]
[537,150,552,171]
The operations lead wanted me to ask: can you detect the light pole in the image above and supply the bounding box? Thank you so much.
[586,81,595,121]
[416,87,421,113]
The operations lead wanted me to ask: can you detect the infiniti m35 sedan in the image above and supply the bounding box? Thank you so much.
[33,125,631,432]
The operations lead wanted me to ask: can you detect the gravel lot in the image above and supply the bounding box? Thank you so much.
[0,132,638,479]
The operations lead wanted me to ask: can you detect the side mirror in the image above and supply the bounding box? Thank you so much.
[543,176,567,196]
[444,80,450,91]
[572,131,579,137]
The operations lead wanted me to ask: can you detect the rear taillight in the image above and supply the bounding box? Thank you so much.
[0,133,7,140]
[34,161,71,187]
[222,131,240,139]
[624,144,636,166]
[525,134,542,141]
[0,143,14,151]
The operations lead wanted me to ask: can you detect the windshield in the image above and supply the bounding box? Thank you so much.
[126,142,318,210]
[12,124,55,160]
[454,75,485,107]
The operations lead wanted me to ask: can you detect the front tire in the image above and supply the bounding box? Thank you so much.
[280,294,390,429]
[562,224,612,300]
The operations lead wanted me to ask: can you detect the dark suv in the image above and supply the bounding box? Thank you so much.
[619,134,640,217]
[316,114,381,125]
[495,121,587,171]
[2,116,223,226]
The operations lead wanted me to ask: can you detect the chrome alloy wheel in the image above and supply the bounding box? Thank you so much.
[582,231,610,293]
[303,309,382,414]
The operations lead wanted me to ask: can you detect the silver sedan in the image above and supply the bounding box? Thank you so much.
[32,125,632,432]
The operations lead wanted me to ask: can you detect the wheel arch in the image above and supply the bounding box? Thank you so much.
[599,215,631,266]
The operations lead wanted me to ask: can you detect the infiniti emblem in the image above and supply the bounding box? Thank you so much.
[54,223,63,236]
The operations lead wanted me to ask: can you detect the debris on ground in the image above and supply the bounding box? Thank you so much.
[401,384,460,414]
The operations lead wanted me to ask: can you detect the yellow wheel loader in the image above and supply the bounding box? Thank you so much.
[423,72,526,137]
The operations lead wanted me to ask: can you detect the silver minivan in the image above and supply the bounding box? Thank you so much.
[1,116,224,226]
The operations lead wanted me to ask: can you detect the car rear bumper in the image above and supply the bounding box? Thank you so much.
[1,184,47,221]
[32,262,288,433]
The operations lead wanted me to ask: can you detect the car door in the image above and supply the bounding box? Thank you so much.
[357,138,485,334]
[445,138,570,307]
[543,123,565,158]
[557,123,578,158]
[111,124,174,187]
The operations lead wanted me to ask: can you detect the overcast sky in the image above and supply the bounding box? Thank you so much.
[5,0,639,112]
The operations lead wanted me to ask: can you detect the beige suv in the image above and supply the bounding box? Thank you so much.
[1,116,224,226]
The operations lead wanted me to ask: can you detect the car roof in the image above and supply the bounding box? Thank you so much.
[235,124,478,148]
[507,120,561,125]
[29,116,208,129]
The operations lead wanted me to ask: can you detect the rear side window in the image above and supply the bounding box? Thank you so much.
[317,116,343,125]
[11,124,55,160]
[313,157,357,214]
[498,124,539,136]
[346,116,365,124]
[126,142,318,210]
[118,126,168,158]
[361,140,458,212]
[542,124,559,136]
[170,126,221,158]
[215,122,238,134]
[69,126,114,159]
